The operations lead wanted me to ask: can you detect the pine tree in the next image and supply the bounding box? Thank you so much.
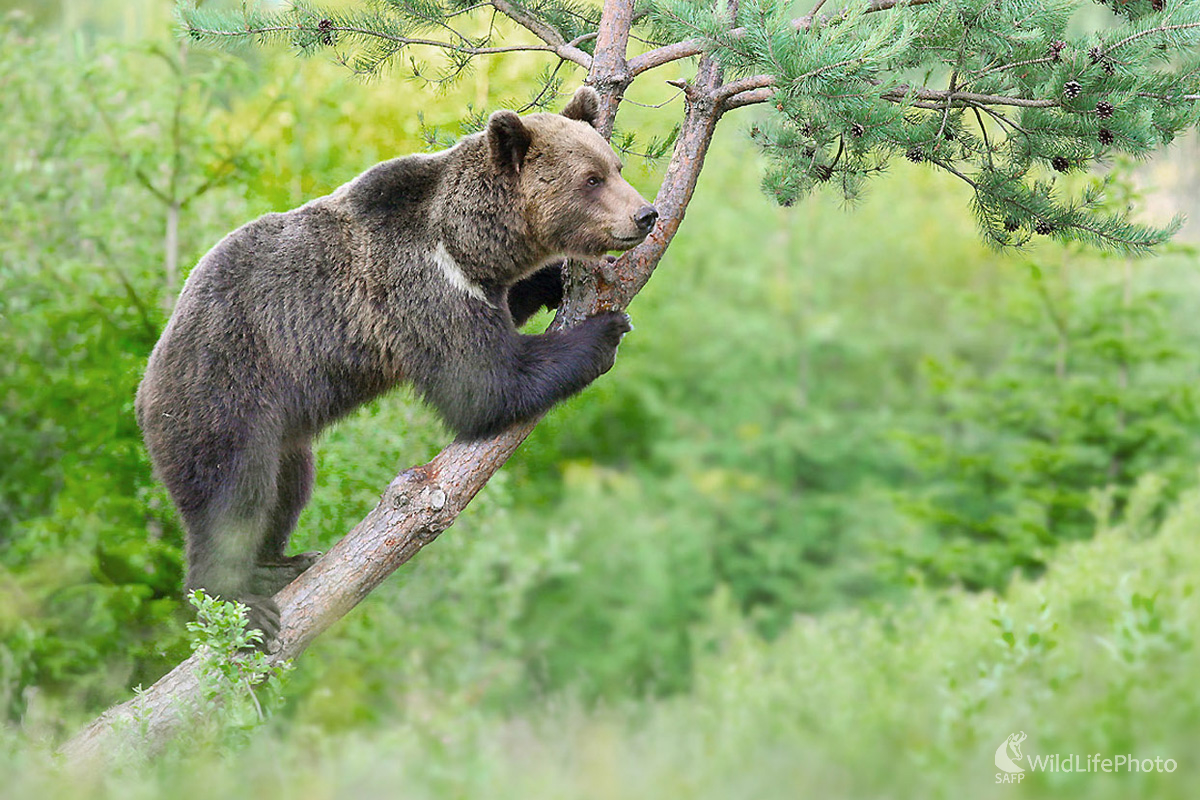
[178,0,1200,252]
[64,0,1200,759]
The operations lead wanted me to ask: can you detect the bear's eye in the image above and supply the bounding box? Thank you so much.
[585,175,604,188]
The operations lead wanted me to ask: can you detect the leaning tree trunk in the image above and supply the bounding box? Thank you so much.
[61,1,734,763]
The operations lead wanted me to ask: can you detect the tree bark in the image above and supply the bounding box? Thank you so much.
[61,1,731,763]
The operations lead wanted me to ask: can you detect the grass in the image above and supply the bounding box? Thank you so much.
[8,476,1198,799]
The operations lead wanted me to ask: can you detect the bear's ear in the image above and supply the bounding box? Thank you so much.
[561,86,600,129]
[487,110,531,174]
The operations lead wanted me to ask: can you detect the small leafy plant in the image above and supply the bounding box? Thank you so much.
[185,590,291,745]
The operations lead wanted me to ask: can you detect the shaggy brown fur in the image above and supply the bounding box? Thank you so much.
[136,87,657,641]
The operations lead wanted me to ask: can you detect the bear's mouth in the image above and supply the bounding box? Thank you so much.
[611,233,646,247]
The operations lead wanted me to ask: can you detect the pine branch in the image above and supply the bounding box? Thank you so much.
[490,0,593,66]
[178,3,594,72]
[631,0,939,76]
[1139,91,1200,101]
[713,73,1060,111]
[656,0,1200,252]
[723,86,774,109]
[185,21,563,57]
[1100,19,1200,59]
[882,86,1059,108]
[961,55,1062,88]
[713,72,775,102]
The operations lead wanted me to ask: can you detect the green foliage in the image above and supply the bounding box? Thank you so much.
[9,479,1200,798]
[178,0,605,80]
[83,39,282,220]
[0,16,277,722]
[650,0,1200,252]
[0,18,180,722]
[184,591,291,744]
[900,260,1200,589]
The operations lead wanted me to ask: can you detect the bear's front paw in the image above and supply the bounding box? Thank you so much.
[586,310,631,345]
[584,311,632,373]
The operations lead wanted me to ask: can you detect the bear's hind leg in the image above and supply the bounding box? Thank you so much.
[182,439,284,643]
[251,442,320,598]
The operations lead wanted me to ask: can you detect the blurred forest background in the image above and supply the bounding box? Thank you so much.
[3,0,1200,797]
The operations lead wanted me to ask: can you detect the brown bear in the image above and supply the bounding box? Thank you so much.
[136,86,657,642]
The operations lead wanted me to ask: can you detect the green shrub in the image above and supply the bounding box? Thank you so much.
[901,262,1200,590]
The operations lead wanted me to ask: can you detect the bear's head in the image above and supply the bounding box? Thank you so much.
[486,87,658,260]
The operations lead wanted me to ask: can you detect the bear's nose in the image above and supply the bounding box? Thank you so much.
[634,205,659,234]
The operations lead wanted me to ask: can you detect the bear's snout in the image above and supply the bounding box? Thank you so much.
[634,205,658,235]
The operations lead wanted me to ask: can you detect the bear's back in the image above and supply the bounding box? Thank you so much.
[139,151,460,436]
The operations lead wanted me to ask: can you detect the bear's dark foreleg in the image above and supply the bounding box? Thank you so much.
[507,262,565,327]
[251,442,321,598]
[436,310,631,439]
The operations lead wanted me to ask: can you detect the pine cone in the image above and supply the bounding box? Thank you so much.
[1064,80,1082,99]
[1034,220,1054,235]
[850,123,865,138]
[1096,101,1115,119]
[1089,46,1103,64]
[1052,156,1070,173]
[906,147,924,163]
[1048,41,1066,61]
[1098,128,1115,145]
